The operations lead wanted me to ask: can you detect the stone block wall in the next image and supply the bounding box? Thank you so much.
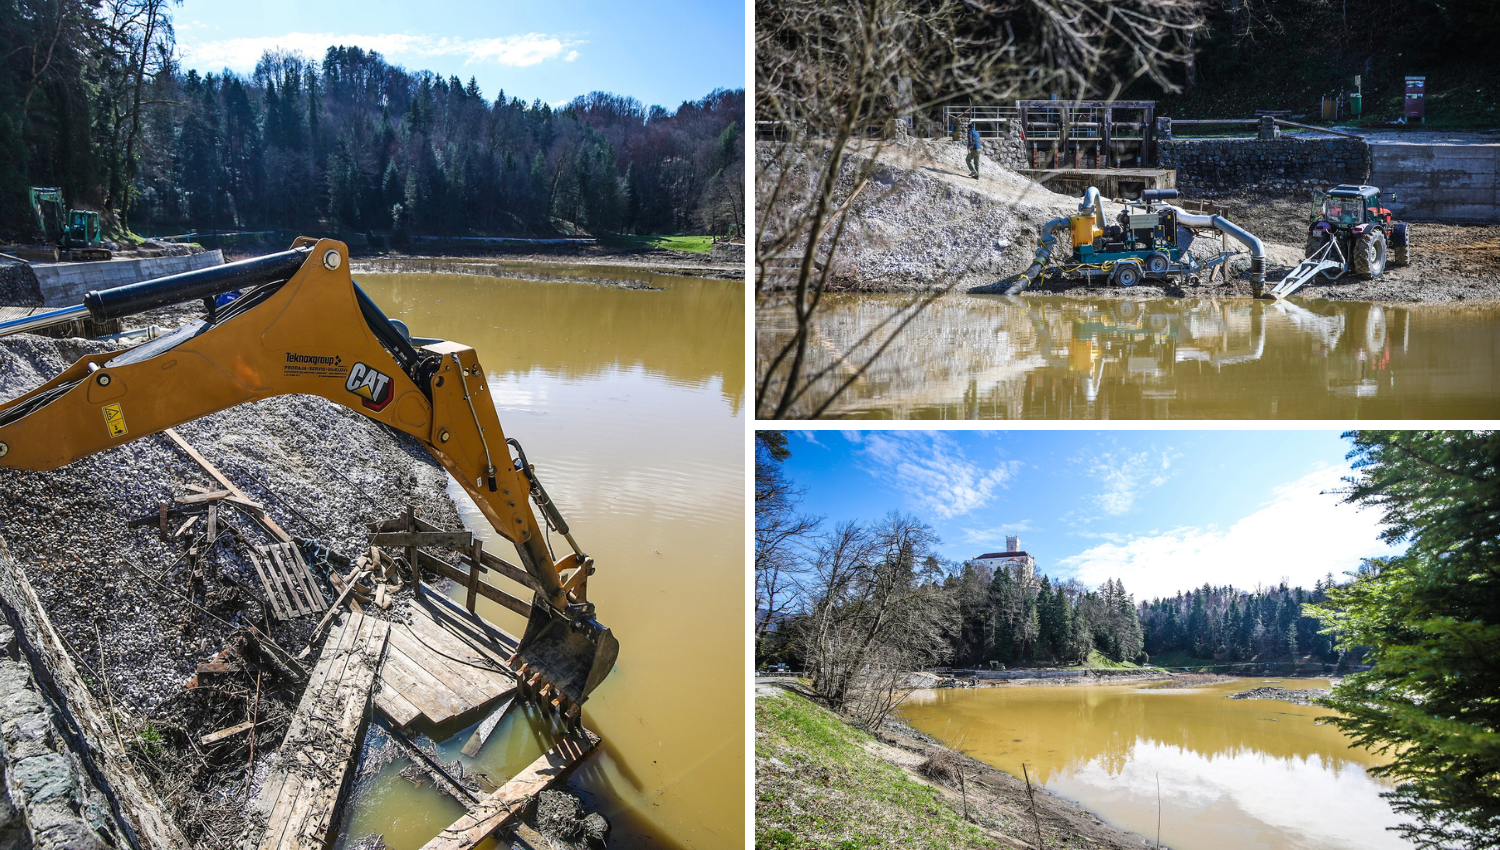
[1157,137,1371,193]
[981,137,1029,171]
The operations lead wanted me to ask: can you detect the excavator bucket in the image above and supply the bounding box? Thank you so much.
[515,602,620,706]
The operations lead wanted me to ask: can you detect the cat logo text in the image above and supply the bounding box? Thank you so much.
[345,363,394,412]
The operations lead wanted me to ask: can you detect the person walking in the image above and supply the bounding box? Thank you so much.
[966,122,982,179]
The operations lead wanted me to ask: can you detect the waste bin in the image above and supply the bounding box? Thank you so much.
[1350,92,1362,116]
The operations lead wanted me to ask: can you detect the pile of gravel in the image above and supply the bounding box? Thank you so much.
[0,259,42,306]
[1229,686,1332,706]
[0,332,460,715]
[758,139,1078,292]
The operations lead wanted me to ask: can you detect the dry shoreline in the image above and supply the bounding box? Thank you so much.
[768,138,1500,304]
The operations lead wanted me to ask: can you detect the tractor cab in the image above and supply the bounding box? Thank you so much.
[1313,185,1394,230]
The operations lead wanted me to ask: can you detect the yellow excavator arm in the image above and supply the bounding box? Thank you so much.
[0,238,617,707]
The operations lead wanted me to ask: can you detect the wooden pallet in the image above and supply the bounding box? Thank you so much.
[248,542,329,620]
[374,589,517,728]
[252,611,390,850]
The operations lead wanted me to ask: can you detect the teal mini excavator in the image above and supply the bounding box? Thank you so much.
[28,187,111,261]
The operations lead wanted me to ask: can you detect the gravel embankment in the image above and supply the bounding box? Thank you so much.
[758,138,1079,292]
[0,333,459,715]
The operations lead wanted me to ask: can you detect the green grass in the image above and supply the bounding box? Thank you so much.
[756,688,997,850]
[605,234,715,253]
[1078,649,1142,669]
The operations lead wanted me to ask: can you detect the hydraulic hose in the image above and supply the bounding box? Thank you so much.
[1170,207,1266,289]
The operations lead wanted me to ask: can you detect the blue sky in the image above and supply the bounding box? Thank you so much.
[172,0,744,109]
[776,430,1402,601]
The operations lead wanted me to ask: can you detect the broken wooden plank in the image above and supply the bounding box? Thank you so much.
[302,564,373,657]
[162,428,294,543]
[174,490,231,505]
[460,693,516,758]
[173,515,199,538]
[478,548,542,594]
[196,661,244,675]
[417,551,532,618]
[259,545,304,617]
[251,612,390,850]
[418,728,599,850]
[199,718,269,747]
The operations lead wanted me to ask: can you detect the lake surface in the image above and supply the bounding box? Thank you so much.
[757,293,1500,418]
[900,680,1407,850]
[332,271,745,849]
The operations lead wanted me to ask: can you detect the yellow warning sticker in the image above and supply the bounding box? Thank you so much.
[102,403,128,438]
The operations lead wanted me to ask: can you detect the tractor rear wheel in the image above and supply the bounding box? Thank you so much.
[1390,223,1410,267]
[1352,229,1388,279]
[1304,232,1327,259]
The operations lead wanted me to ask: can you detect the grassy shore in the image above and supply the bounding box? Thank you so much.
[756,683,1148,850]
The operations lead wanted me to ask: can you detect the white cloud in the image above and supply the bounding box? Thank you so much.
[1086,446,1181,516]
[794,430,824,448]
[177,32,580,73]
[957,520,1034,546]
[854,432,1016,520]
[1058,464,1398,600]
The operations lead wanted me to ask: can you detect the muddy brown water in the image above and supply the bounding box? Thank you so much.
[900,680,1406,850]
[757,293,1500,418]
[331,271,744,849]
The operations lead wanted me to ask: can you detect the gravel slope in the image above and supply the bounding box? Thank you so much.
[0,334,459,715]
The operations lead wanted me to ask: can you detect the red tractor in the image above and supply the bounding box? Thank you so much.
[1270,184,1410,298]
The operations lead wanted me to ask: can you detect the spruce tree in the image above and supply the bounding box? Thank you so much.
[1308,431,1500,848]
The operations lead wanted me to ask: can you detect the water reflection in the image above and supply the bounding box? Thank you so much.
[900,680,1406,850]
[333,273,744,850]
[757,293,1500,418]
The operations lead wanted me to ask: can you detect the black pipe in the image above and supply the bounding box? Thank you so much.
[1141,188,1179,201]
[82,247,310,322]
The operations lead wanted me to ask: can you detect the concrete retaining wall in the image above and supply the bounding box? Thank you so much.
[32,250,224,307]
[1369,143,1500,222]
[1158,137,1371,193]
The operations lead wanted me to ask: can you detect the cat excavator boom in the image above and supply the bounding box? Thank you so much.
[0,238,618,714]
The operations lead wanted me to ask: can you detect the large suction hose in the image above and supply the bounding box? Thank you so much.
[1169,207,1266,293]
[1079,186,1106,226]
[999,217,1069,294]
